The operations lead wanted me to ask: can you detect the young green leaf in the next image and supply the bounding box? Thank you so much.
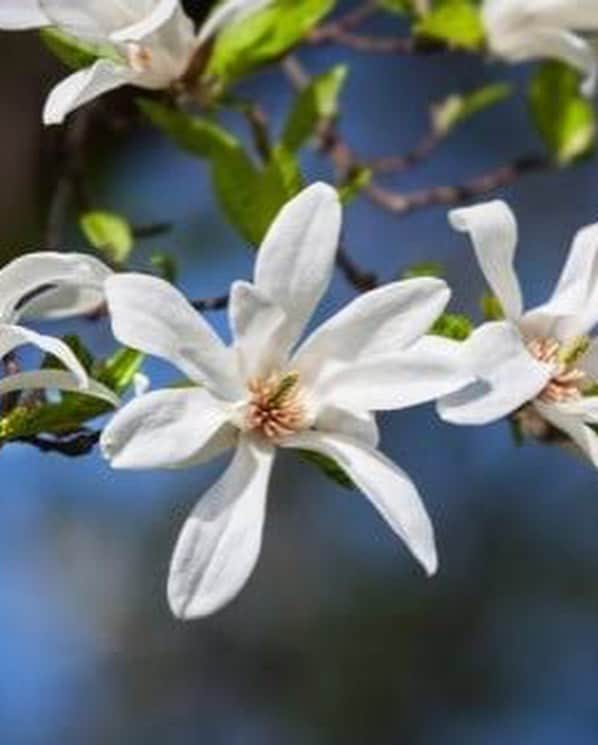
[528,62,596,165]
[431,83,512,136]
[80,211,134,265]
[415,0,484,51]
[207,0,334,87]
[431,313,473,340]
[300,449,355,490]
[282,65,348,152]
[40,28,121,70]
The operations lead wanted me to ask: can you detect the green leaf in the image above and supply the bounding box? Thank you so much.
[0,348,143,442]
[80,211,134,265]
[528,61,596,165]
[40,27,121,69]
[207,0,334,86]
[140,100,303,245]
[415,0,484,50]
[431,83,512,136]
[138,99,238,159]
[282,65,348,151]
[480,293,504,321]
[150,253,178,283]
[431,313,473,340]
[299,449,355,490]
[42,335,94,374]
[401,261,444,279]
[378,0,417,16]
[213,143,303,245]
[338,166,372,204]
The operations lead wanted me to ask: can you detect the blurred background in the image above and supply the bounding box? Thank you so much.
[2,2,598,743]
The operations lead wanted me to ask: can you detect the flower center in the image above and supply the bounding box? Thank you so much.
[243,371,308,441]
[126,43,153,73]
[527,336,589,404]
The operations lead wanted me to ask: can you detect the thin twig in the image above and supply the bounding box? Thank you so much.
[365,155,550,214]
[368,130,443,174]
[191,293,230,312]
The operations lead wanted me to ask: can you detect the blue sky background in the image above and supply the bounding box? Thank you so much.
[2,4,598,743]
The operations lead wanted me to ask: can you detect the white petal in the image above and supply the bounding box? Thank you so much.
[449,200,523,320]
[282,432,437,575]
[43,61,137,126]
[580,338,598,379]
[105,274,241,399]
[0,369,118,405]
[254,183,341,352]
[228,280,289,379]
[316,406,380,448]
[523,222,598,340]
[167,437,274,619]
[110,0,181,42]
[535,400,598,467]
[312,335,471,412]
[0,1,49,28]
[0,252,110,322]
[39,0,142,40]
[101,387,231,469]
[197,0,270,43]
[0,324,87,387]
[20,286,105,320]
[293,277,450,388]
[438,321,550,425]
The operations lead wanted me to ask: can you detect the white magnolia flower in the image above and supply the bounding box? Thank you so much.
[100,182,469,619]
[439,199,598,466]
[0,251,116,403]
[482,0,598,94]
[0,0,270,124]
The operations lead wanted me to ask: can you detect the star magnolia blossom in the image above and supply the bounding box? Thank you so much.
[438,200,598,466]
[0,0,269,124]
[482,0,598,94]
[0,251,117,403]
[100,182,470,619]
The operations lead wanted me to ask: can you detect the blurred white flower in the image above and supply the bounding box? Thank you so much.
[0,251,117,403]
[100,182,469,619]
[482,0,598,94]
[0,0,270,124]
[439,199,598,466]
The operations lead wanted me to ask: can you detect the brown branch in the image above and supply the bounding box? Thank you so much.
[191,293,230,312]
[315,0,379,36]
[368,130,443,174]
[337,245,378,291]
[365,155,550,214]
[16,430,101,457]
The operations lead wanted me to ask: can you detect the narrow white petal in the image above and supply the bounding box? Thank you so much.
[0,252,110,323]
[197,0,270,43]
[43,61,137,126]
[580,338,598,379]
[105,274,241,399]
[254,183,341,352]
[449,200,523,320]
[110,0,181,42]
[0,369,117,405]
[228,280,289,379]
[20,286,105,320]
[0,1,49,28]
[535,400,598,467]
[293,278,450,388]
[0,324,87,387]
[523,222,598,340]
[437,321,550,425]
[282,432,437,575]
[312,336,471,412]
[101,387,231,469]
[167,438,274,619]
[316,406,380,448]
[39,0,142,40]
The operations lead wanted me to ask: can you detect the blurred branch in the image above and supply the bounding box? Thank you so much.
[191,293,230,312]
[365,155,550,214]
[46,106,96,250]
[16,429,101,457]
[368,129,444,173]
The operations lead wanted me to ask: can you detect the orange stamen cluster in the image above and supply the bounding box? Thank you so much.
[244,371,307,441]
[527,337,587,404]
